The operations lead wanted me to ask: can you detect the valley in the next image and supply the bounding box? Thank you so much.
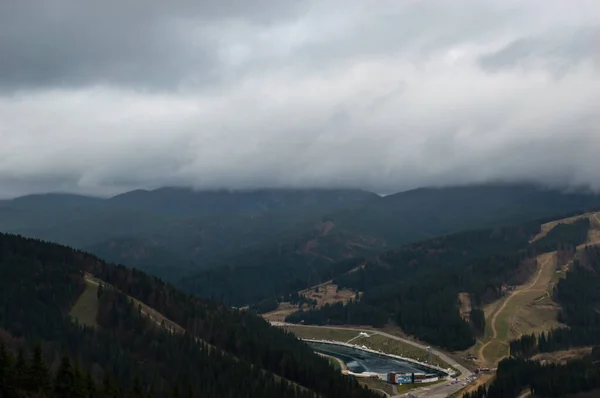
[3,185,600,397]
[3,1,600,396]
[273,209,600,397]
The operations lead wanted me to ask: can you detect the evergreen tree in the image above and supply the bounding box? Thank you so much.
[14,348,29,391]
[72,360,88,398]
[128,376,144,398]
[0,342,14,398]
[101,369,121,398]
[86,372,97,398]
[53,355,75,397]
[29,344,51,395]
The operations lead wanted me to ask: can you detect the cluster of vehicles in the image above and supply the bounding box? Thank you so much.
[447,374,478,387]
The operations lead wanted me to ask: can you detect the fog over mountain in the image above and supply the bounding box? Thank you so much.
[1,0,599,197]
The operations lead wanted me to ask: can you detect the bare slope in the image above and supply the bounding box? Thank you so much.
[478,252,560,365]
[82,273,184,334]
[69,278,100,327]
[477,211,600,366]
[263,280,361,322]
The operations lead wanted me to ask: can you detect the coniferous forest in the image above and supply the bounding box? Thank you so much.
[286,221,540,350]
[285,213,593,351]
[463,353,600,398]
[510,245,600,357]
[466,228,600,397]
[0,232,378,398]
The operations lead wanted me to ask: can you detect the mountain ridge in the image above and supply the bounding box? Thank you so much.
[0,231,378,397]
[2,183,600,308]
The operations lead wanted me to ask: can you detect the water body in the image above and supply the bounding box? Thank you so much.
[308,341,443,375]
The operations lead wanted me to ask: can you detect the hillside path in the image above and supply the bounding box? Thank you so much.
[478,254,553,364]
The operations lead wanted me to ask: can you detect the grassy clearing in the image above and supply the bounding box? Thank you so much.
[513,298,561,338]
[263,282,360,323]
[479,252,560,365]
[283,325,359,342]
[299,282,360,308]
[364,334,440,365]
[262,302,299,322]
[586,229,600,247]
[69,280,99,328]
[482,340,508,363]
[531,347,592,364]
[84,273,185,334]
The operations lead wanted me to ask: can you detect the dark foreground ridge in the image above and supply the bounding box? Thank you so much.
[0,232,378,398]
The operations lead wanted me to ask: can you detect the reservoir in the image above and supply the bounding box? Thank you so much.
[307,341,444,375]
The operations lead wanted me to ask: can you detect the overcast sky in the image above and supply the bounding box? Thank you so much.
[1,0,599,197]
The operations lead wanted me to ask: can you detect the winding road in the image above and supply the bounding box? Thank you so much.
[478,254,553,365]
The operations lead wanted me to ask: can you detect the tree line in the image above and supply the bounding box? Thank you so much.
[0,232,379,398]
[510,245,600,358]
[0,343,153,398]
[463,353,600,398]
[285,215,593,351]
[286,222,542,350]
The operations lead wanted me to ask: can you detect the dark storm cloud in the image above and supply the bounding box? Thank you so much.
[0,0,599,197]
[0,0,305,91]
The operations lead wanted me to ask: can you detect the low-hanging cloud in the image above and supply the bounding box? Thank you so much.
[0,0,599,197]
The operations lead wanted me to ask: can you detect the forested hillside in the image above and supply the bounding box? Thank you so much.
[285,210,596,351]
[0,188,378,282]
[464,351,600,398]
[510,244,600,358]
[181,185,600,307]
[330,184,600,247]
[466,242,600,397]
[0,232,378,398]
[1,184,599,308]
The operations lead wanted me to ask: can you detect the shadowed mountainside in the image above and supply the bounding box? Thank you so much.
[1,184,600,307]
[0,232,378,398]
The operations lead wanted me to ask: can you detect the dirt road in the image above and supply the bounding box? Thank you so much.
[478,254,553,364]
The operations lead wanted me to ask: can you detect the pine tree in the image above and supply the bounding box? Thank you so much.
[14,347,30,391]
[147,385,156,398]
[0,342,14,398]
[72,360,88,398]
[128,376,143,398]
[539,331,547,352]
[86,372,97,398]
[29,344,51,395]
[101,369,120,398]
[54,355,75,397]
